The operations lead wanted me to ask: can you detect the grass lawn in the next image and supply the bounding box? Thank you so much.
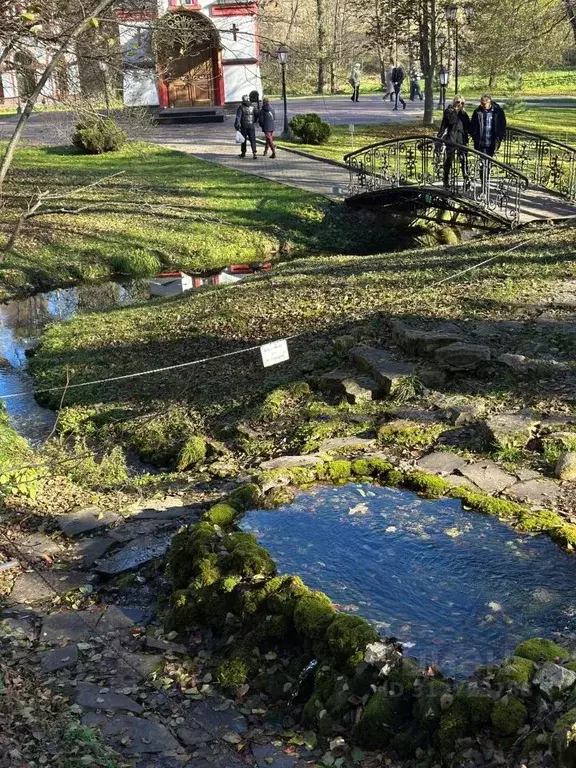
[0,142,381,300]
[29,225,576,465]
[278,107,576,164]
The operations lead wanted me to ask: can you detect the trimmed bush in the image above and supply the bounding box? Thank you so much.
[72,116,126,154]
[289,113,332,145]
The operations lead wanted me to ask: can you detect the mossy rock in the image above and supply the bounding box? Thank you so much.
[490,695,527,736]
[413,678,451,727]
[325,613,379,668]
[177,435,207,470]
[495,656,536,686]
[165,589,198,631]
[514,637,570,663]
[302,694,323,726]
[246,614,290,645]
[388,658,420,696]
[263,485,297,508]
[387,468,404,487]
[552,523,576,549]
[354,691,410,749]
[317,460,352,481]
[266,575,310,617]
[454,683,494,726]
[326,687,353,719]
[217,657,248,691]
[289,466,319,485]
[516,508,564,534]
[192,554,221,589]
[314,665,338,701]
[224,531,257,551]
[294,592,336,641]
[437,699,470,752]
[225,542,276,578]
[449,487,526,519]
[351,457,394,478]
[168,523,219,589]
[204,502,238,527]
[228,483,261,511]
[377,419,444,449]
[405,471,452,499]
[552,708,576,768]
[390,723,428,757]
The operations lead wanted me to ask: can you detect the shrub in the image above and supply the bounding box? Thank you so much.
[289,113,332,145]
[177,436,207,471]
[72,116,126,154]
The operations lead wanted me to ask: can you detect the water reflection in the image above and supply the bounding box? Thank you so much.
[0,282,147,443]
[241,484,576,677]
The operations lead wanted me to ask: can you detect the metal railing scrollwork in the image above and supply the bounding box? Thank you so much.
[501,127,576,202]
[344,136,530,227]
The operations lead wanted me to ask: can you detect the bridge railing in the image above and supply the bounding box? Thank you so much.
[344,135,529,227]
[501,127,576,202]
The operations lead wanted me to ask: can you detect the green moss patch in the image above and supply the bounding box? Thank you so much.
[514,637,570,663]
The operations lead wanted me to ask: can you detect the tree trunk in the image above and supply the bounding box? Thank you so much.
[565,0,576,42]
[0,0,117,195]
[316,0,329,94]
[421,0,436,125]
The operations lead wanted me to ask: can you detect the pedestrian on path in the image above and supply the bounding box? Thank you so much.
[437,94,471,189]
[349,63,361,102]
[410,70,423,101]
[235,94,259,159]
[258,98,277,158]
[391,64,406,110]
[385,61,395,102]
[470,94,506,186]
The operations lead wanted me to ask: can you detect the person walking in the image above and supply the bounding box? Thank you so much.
[258,97,276,158]
[391,63,406,110]
[437,94,471,189]
[410,70,423,101]
[349,63,361,102]
[470,94,507,186]
[235,94,259,159]
[384,62,395,102]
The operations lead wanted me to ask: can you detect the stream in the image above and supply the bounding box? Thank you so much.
[0,281,148,443]
[241,483,576,677]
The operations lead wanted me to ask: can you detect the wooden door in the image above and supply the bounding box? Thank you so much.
[167,48,214,107]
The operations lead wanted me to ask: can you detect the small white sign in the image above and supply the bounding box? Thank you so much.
[348,123,355,133]
[260,339,290,368]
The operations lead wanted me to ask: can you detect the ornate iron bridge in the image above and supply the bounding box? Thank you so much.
[344,128,576,228]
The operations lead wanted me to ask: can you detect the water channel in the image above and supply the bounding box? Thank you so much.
[241,483,576,677]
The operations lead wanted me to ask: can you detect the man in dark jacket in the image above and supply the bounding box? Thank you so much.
[391,64,406,110]
[258,98,276,158]
[470,94,506,187]
[235,94,258,159]
[437,95,471,189]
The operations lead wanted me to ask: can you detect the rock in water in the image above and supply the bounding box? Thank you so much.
[556,452,576,482]
[534,662,576,700]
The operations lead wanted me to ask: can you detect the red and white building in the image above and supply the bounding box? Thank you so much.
[118,0,262,109]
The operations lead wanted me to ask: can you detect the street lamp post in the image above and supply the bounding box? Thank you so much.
[444,3,474,95]
[439,66,449,111]
[277,44,290,140]
[437,31,447,109]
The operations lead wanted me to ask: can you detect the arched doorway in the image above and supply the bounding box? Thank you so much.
[155,11,221,108]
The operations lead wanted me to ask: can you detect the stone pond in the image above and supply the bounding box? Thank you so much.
[240,483,576,677]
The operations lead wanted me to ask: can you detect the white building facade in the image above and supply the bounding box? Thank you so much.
[117,0,262,109]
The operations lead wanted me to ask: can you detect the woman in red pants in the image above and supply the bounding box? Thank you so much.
[258,98,277,159]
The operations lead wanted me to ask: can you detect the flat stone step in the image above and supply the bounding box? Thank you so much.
[416,451,467,476]
[96,533,173,575]
[319,367,379,403]
[41,643,78,672]
[75,682,143,713]
[83,712,180,754]
[390,320,464,356]
[58,507,121,537]
[348,346,415,395]
[9,570,89,606]
[458,461,517,494]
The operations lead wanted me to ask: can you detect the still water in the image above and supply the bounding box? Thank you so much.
[241,483,576,676]
[0,282,147,443]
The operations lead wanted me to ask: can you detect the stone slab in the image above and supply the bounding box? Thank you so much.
[41,610,103,644]
[434,342,491,371]
[485,411,538,449]
[58,507,121,537]
[0,615,38,641]
[145,636,187,655]
[349,346,415,394]
[98,605,151,634]
[18,532,62,559]
[534,662,576,699]
[416,451,467,476]
[96,534,173,575]
[9,570,88,606]
[253,743,303,768]
[190,699,247,738]
[76,682,143,713]
[108,520,171,544]
[317,437,376,454]
[445,474,480,490]
[82,713,180,754]
[41,643,78,672]
[176,726,213,747]
[506,478,561,506]
[260,455,323,471]
[319,368,379,403]
[70,536,116,568]
[102,649,163,686]
[458,461,517,494]
[390,320,464,357]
